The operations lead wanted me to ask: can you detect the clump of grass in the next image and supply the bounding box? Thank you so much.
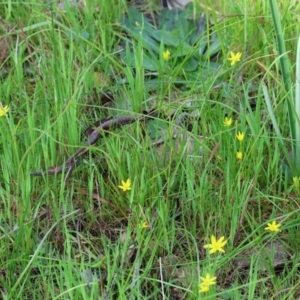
[0,0,300,299]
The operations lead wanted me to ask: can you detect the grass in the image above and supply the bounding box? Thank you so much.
[1,0,300,299]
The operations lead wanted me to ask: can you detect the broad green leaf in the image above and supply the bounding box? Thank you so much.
[181,57,199,72]
[169,42,194,57]
[147,119,169,139]
[125,8,154,32]
[158,8,183,31]
[151,30,180,47]
[122,27,160,53]
[203,32,221,58]
[121,42,159,71]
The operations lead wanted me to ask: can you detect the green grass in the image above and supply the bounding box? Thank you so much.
[1,0,300,299]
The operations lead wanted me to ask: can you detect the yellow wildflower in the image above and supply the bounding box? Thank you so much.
[265,220,281,232]
[199,273,217,293]
[204,235,227,254]
[228,51,242,66]
[223,117,233,127]
[0,105,9,117]
[199,283,210,293]
[236,131,245,142]
[163,50,171,61]
[118,178,131,192]
[200,273,217,286]
[236,151,242,160]
[139,221,149,229]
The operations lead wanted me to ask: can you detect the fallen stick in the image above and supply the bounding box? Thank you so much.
[30,112,155,179]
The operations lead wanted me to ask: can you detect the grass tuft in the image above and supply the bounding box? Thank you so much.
[1,0,300,299]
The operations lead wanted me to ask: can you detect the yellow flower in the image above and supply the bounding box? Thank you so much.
[118,178,131,192]
[199,273,216,293]
[163,50,171,61]
[236,131,245,142]
[265,220,281,232]
[200,273,216,287]
[139,221,149,229]
[0,105,9,117]
[223,117,233,127]
[228,51,242,66]
[203,235,227,254]
[199,283,210,293]
[236,151,242,160]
